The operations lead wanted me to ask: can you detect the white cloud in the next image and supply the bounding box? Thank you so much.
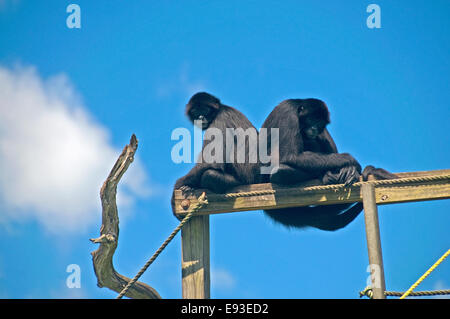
[211,267,236,291]
[0,65,152,234]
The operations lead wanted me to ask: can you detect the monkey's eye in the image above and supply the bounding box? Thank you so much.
[190,111,203,119]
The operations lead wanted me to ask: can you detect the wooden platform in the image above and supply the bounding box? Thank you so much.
[173,169,450,216]
[176,168,450,299]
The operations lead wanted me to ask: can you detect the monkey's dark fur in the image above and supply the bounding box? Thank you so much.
[171,92,259,219]
[261,99,396,231]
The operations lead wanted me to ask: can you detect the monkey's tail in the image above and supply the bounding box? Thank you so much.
[264,202,364,231]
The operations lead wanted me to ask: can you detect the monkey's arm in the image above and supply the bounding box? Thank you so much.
[317,128,338,153]
[173,162,217,190]
[284,151,362,173]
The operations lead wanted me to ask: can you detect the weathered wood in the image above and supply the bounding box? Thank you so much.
[181,215,210,299]
[90,135,161,299]
[173,169,450,216]
[362,178,386,299]
[394,169,450,178]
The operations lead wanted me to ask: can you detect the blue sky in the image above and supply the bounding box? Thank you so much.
[0,0,449,299]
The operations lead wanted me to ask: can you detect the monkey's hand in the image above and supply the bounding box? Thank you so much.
[171,185,196,221]
[178,185,196,198]
[362,165,397,181]
[338,153,362,172]
[323,165,361,186]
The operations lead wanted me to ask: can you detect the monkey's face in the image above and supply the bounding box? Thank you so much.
[298,99,330,139]
[189,105,216,130]
[303,119,327,139]
[192,115,209,130]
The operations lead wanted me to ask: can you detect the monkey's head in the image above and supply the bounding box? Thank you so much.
[186,92,221,130]
[298,98,330,139]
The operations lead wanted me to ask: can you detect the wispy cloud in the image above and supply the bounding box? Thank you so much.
[212,267,236,292]
[49,286,89,299]
[0,64,152,234]
[155,63,206,99]
[432,280,450,299]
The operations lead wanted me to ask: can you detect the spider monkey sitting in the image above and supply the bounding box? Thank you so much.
[261,98,396,231]
[171,92,259,219]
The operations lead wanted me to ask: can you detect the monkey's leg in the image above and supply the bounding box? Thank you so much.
[200,169,241,193]
[270,164,315,185]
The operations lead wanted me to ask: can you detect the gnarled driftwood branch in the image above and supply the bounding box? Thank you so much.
[90,134,161,299]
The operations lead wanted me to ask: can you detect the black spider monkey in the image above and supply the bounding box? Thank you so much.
[171,92,259,219]
[260,98,396,231]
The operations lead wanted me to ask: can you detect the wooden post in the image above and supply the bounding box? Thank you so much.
[181,215,210,298]
[361,177,386,299]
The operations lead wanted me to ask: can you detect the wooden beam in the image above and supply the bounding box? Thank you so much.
[181,215,210,299]
[393,168,450,178]
[173,169,450,216]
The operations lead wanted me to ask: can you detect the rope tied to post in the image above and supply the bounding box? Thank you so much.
[360,248,450,299]
[360,286,450,298]
[116,192,208,299]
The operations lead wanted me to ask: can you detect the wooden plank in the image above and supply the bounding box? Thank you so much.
[374,182,450,205]
[181,215,210,299]
[394,168,450,178]
[173,169,450,216]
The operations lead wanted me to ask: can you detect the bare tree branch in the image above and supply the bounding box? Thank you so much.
[90,134,161,299]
